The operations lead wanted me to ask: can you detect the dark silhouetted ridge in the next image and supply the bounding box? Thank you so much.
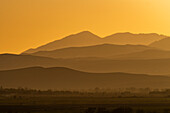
[1,67,170,89]
[2,53,170,75]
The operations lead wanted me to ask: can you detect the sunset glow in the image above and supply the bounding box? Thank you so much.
[1,0,170,53]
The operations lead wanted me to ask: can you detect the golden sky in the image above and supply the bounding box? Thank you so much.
[1,0,170,54]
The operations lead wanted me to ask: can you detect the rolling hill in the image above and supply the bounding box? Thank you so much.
[1,54,170,75]
[1,67,170,89]
[0,54,61,70]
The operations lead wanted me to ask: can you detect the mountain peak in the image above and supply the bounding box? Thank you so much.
[70,31,98,37]
[62,31,101,40]
[78,31,93,34]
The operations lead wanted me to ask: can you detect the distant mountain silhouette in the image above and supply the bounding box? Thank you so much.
[150,37,170,50]
[30,44,152,59]
[1,67,170,89]
[1,54,170,75]
[23,31,166,54]
[24,31,103,53]
[104,32,166,45]
[112,49,170,60]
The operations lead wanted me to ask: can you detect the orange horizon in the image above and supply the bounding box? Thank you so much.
[1,0,170,54]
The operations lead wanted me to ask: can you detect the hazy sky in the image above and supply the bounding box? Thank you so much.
[1,0,170,54]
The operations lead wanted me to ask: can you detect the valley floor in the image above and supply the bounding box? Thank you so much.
[1,97,170,113]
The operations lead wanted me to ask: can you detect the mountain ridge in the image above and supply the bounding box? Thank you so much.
[30,44,153,59]
[1,66,170,89]
[2,54,170,75]
[111,49,170,60]
[23,31,102,53]
[150,37,170,50]
[23,31,167,54]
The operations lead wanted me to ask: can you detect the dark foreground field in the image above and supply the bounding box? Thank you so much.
[1,97,170,113]
[1,88,170,113]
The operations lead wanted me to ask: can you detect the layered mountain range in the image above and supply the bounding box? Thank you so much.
[23,31,167,53]
[1,54,170,75]
[1,67,170,89]
[1,31,170,89]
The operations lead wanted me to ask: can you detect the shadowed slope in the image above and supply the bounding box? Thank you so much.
[2,54,170,75]
[1,67,170,89]
[58,58,170,75]
[111,49,170,60]
[0,54,61,70]
[150,37,170,50]
[30,44,152,59]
